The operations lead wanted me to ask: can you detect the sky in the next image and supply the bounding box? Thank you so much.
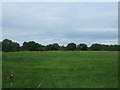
[2,2,118,46]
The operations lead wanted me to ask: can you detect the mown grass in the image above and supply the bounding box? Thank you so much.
[2,51,118,88]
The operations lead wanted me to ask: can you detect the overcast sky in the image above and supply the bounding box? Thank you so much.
[2,2,118,46]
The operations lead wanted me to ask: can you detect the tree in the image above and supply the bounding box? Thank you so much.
[118,45,120,51]
[0,42,2,51]
[52,43,60,50]
[66,43,76,50]
[46,43,60,50]
[59,45,66,51]
[2,39,20,52]
[90,43,102,51]
[77,43,87,50]
[22,41,40,51]
[108,45,118,51]
[39,44,47,51]
[2,39,120,51]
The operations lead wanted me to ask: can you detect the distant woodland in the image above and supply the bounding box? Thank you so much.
[0,39,120,52]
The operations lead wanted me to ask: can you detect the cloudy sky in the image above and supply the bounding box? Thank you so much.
[2,2,118,46]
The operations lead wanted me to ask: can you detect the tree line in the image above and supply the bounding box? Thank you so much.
[0,39,120,52]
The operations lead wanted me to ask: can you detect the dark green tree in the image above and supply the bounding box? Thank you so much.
[2,39,120,51]
[66,43,76,50]
[90,43,102,51]
[22,41,40,51]
[2,39,20,52]
[77,43,87,50]
[0,42,2,51]
[46,43,60,50]
[39,44,47,51]
[59,45,66,51]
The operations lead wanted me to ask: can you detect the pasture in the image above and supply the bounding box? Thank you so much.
[2,51,118,88]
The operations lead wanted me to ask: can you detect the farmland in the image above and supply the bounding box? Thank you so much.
[2,51,118,88]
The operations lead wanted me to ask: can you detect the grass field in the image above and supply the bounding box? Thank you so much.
[2,51,118,88]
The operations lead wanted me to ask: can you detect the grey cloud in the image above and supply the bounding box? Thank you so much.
[2,2,118,46]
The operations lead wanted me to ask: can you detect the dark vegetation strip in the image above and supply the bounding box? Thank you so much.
[0,39,120,52]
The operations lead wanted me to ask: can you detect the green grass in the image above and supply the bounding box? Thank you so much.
[2,51,118,88]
